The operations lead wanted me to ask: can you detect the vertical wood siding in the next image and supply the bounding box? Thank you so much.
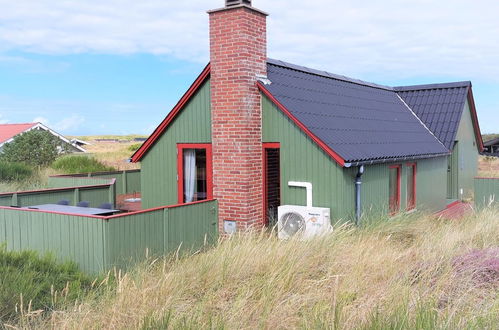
[47,177,111,188]
[140,80,211,209]
[475,178,499,209]
[0,200,218,274]
[48,170,141,196]
[0,185,115,208]
[455,100,479,199]
[0,208,106,273]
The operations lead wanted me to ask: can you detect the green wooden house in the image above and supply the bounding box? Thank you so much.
[131,0,484,230]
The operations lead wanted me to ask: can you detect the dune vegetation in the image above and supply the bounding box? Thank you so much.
[17,208,497,329]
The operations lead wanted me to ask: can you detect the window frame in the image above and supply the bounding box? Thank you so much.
[388,164,401,215]
[177,143,213,204]
[406,162,417,211]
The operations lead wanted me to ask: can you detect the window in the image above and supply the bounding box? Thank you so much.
[406,163,416,210]
[177,144,213,203]
[263,143,280,227]
[389,165,401,215]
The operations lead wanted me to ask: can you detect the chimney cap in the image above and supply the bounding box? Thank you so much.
[208,0,268,15]
[226,0,251,7]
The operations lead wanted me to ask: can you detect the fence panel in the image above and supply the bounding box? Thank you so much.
[0,208,106,273]
[0,184,115,208]
[165,200,219,253]
[105,209,165,270]
[48,176,111,188]
[49,169,140,196]
[475,178,499,209]
[0,199,218,274]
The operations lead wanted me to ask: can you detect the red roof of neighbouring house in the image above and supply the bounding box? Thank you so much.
[0,123,37,144]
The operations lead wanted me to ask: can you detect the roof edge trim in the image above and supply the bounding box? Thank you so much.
[131,63,211,162]
[258,81,346,167]
[394,81,471,91]
[467,87,485,152]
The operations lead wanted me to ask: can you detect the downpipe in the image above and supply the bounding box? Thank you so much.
[355,165,365,225]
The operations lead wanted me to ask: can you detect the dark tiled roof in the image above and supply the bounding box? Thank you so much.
[395,82,470,149]
[265,59,449,164]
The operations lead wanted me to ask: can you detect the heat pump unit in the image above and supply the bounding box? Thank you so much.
[277,205,331,239]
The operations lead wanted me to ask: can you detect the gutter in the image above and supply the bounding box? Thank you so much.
[344,152,450,168]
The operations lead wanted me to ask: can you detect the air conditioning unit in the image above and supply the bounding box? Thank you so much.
[278,205,331,239]
[277,181,332,239]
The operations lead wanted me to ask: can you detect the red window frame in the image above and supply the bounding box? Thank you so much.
[177,143,213,204]
[388,164,401,215]
[262,142,281,225]
[406,163,417,211]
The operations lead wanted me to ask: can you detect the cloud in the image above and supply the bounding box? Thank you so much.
[0,0,499,81]
[33,114,85,132]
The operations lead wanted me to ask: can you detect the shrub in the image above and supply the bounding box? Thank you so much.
[52,155,116,174]
[0,161,33,181]
[128,143,142,152]
[0,246,94,324]
[0,130,63,167]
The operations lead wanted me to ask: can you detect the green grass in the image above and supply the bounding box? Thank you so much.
[0,246,97,325]
[38,208,499,329]
[128,143,142,152]
[0,161,33,182]
[51,155,116,174]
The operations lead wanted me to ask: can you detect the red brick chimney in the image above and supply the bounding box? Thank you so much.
[208,0,268,231]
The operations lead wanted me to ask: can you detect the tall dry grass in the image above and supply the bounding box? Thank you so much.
[33,209,499,329]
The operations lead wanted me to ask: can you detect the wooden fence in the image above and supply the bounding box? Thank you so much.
[0,200,218,273]
[0,180,116,209]
[48,169,140,196]
[474,177,499,209]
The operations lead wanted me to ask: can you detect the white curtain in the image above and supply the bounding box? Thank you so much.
[183,149,196,202]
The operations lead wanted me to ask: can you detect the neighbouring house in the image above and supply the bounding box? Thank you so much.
[483,137,499,155]
[70,138,92,148]
[0,122,86,153]
[131,0,483,231]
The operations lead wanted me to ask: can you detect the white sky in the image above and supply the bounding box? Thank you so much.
[0,0,497,133]
[1,0,499,81]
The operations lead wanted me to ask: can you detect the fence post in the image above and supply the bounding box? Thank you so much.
[11,193,18,207]
[73,188,80,205]
[109,182,116,207]
[122,171,127,196]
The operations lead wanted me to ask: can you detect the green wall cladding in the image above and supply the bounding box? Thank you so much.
[140,80,211,209]
[455,100,479,199]
[262,94,448,221]
[474,178,499,209]
[0,200,218,274]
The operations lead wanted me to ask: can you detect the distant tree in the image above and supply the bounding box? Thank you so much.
[0,129,62,167]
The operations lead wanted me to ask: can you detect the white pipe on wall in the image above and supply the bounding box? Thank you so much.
[288,181,313,208]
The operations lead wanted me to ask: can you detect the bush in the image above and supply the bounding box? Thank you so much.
[0,246,94,324]
[0,130,62,167]
[0,161,33,181]
[128,143,142,153]
[52,155,116,174]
